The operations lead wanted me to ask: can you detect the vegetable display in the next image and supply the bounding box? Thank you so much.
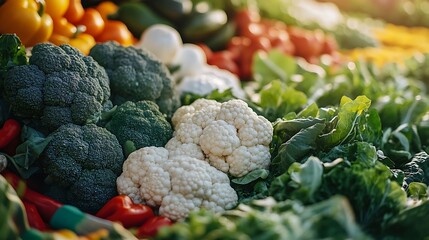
[2,0,429,239]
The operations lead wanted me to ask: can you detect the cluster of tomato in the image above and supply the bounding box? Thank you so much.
[204,9,340,80]
[47,0,135,54]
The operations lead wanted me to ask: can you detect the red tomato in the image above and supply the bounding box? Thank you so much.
[208,51,240,76]
[250,36,271,52]
[227,36,251,61]
[272,38,295,55]
[321,35,338,54]
[234,9,261,30]
[260,19,287,30]
[240,23,266,40]
[239,48,257,80]
[235,36,271,79]
[288,28,323,59]
[136,216,173,238]
[267,28,288,43]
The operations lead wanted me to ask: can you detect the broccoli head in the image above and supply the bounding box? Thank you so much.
[89,41,180,117]
[4,43,110,133]
[40,123,124,213]
[104,101,173,156]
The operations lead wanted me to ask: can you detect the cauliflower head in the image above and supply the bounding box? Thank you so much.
[117,147,238,220]
[168,99,273,177]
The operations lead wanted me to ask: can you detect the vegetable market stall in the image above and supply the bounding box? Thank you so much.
[1,0,429,239]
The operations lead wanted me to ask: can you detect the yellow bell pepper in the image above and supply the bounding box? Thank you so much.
[0,0,53,47]
[44,0,69,20]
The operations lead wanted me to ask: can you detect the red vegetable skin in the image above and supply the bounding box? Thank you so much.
[234,9,261,31]
[1,135,21,156]
[2,171,63,222]
[23,201,50,231]
[96,195,155,228]
[24,188,63,222]
[227,36,251,61]
[136,216,173,238]
[208,51,240,76]
[288,27,324,60]
[0,119,21,149]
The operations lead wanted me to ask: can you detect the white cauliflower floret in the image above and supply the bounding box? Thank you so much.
[116,176,141,203]
[117,147,169,203]
[200,120,240,156]
[216,99,258,129]
[171,99,273,177]
[191,105,220,128]
[171,105,195,127]
[166,156,212,198]
[191,98,221,112]
[202,183,240,212]
[226,145,271,177]
[165,137,204,160]
[160,194,202,221]
[174,121,202,144]
[238,116,273,146]
[117,147,238,221]
[139,165,171,206]
[207,155,229,173]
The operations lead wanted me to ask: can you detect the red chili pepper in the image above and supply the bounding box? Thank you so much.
[136,216,173,238]
[96,195,155,228]
[2,135,21,156]
[23,187,63,222]
[23,201,50,231]
[0,119,21,149]
[2,171,63,222]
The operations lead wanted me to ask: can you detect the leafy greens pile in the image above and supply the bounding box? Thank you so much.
[175,49,429,239]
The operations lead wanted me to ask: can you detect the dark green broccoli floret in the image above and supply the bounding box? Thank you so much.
[41,123,124,213]
[89,41,180,117]
[3,43,110,133]
[104,101,173,156]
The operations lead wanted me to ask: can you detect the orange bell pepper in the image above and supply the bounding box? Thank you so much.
[49,17,95,55]
[77,8,105,38]
[0,0,54,47]
[96,1,118,21]
[63,0,84,24]
[49,31,95,55]
[96,20,135,46]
